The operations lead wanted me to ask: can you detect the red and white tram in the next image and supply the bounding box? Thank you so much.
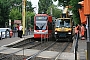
[34,14,53,39]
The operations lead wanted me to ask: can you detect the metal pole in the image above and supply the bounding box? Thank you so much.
[22,0,26,36]
[51,7,52,16]
[75,32,79,60]
[87,15,90,60]
[26,6,27,36]
[41,34,42,43]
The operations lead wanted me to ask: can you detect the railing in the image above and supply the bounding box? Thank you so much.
[74,33,79,60]
[40,33,53,43]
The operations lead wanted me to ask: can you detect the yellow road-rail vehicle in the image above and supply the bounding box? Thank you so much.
[54,18,73,41]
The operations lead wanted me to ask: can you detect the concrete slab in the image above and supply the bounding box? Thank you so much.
[37,51,59,58]
[0,35,34,47]
[0,47,8,51]
[0,48,21,54]
[15,49,40,56]
[58,52,79,60]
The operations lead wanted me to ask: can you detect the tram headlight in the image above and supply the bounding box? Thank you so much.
[68,32,71,34]
[55,32,57,34]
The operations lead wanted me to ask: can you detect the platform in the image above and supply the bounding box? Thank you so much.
[0,35,33,47]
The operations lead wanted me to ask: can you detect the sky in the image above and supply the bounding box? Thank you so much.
[27,0,61,14]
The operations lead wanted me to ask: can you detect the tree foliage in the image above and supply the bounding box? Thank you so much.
[38,0,53,14]
[69,0,81,24]
[53,0,70,7]
[0,0,35,28]
[9,8,22,21]
[26,12,35,29]
[54,0,81,24]
[26,1,34,12]
[0,0,10,27]
[47,4,62,18]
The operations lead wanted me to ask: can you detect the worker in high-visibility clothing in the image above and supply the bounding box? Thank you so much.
[81,24,85,40]
[77,24,81,39]
[75,24,79,39]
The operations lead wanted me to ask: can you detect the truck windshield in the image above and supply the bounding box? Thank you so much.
[55,19,71,28]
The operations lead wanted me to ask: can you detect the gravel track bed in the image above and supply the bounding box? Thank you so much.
[16,41,41,49]
[31,41,54,50]
[64,42,73,52]
[47,42,67,52]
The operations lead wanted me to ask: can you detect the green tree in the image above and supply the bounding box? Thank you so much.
[26,1,34,12]
[9,8,22,21]
[0,0,10,27]
[38,0,53,14]
[26,11,35,29]
[53,0,70,7]
[47,4,62,18]
[9,8,22,29]
[69,0,81,24]
[54,0,81,24]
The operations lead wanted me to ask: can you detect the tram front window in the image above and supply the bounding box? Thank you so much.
[35,23,47,30]
[36,16,47,21]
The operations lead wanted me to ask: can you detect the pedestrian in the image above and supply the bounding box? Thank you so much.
[28,27,31,35]
[85,24,87,39]
[75,24,79,39]
[80,24,85,40]
[77,24,81,39]
[17,24,20,37]
[19,24,23,38]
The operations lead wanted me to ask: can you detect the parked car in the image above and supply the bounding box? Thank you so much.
[0,28,13,39]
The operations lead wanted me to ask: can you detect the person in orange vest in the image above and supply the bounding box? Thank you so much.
[77,24,81,39]
[75,24,79,39]
[80,24,85,40]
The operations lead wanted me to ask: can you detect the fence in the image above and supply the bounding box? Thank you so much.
[74,33,79,60]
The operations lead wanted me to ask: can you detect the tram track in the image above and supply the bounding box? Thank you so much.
[26,39,72,60]
[26,39,58,60]
[53,42,70,60]
[0,38,73,60]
